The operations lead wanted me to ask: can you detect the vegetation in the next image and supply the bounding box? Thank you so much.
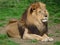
[54,41,60,45]
[0,0,60,26]
[30,39,38,43]
[0,34,19,45]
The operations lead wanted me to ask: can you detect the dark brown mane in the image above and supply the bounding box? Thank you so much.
[21,10,27,21]
[19,2,48,36]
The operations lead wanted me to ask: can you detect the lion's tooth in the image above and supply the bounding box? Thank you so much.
[42,20,47,22]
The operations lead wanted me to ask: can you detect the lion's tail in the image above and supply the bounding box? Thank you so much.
[8,18,17,24]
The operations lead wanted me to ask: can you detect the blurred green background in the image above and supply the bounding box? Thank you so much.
[0,0,60,45]
[0,0,60,27]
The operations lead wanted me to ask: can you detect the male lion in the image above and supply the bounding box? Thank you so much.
[6,2,53,41]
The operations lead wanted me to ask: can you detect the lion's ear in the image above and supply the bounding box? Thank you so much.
[30,8,35,14]
[30,3,40,14]
[30,4,36,14]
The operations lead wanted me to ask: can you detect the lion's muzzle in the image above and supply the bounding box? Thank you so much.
[42,17,48,22]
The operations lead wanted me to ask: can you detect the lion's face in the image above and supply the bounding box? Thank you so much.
[27,2,49,24]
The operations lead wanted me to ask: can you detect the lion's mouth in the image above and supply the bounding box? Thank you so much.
[42,19,48,22]
[42,17,48,22]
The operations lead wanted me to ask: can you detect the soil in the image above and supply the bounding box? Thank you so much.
[0,24,60,45]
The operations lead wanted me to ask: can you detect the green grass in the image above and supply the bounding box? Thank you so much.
[54,41,60,45]
[0,34,8,39]
[30,39,38,43]
[0,0,60,27]
[55,30,60,33]
[48,34,54,37]
[0,34,19,45]
[0,39,19,45]
[0,22,6,27]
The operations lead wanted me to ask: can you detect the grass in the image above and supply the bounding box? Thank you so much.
[55,33,60,37]
[0,39,19,45]
[30,39,38,43]
[0,0,60,27]
[0,34,19,45]
[54,41,60,45]
[0,34,8,39]
[55,30,60,33]
[48,34,54,37]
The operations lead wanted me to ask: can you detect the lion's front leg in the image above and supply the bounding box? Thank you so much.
[23,28,53,41]
[23,34,43,40]
[23,28,42,40]
[41,34,54,41]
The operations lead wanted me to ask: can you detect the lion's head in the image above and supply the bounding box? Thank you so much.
[24,2,49,25]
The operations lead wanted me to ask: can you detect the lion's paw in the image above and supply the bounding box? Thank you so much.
[41,37,54,42]
[48,37,54,41]
[41,37,49,42]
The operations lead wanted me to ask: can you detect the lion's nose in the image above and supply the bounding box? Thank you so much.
[45,15,47,17]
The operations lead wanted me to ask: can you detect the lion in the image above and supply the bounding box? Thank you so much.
[6,2,53,41]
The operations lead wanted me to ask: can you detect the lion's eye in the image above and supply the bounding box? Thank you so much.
[39,11,41,13]
[44,10,46,12]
